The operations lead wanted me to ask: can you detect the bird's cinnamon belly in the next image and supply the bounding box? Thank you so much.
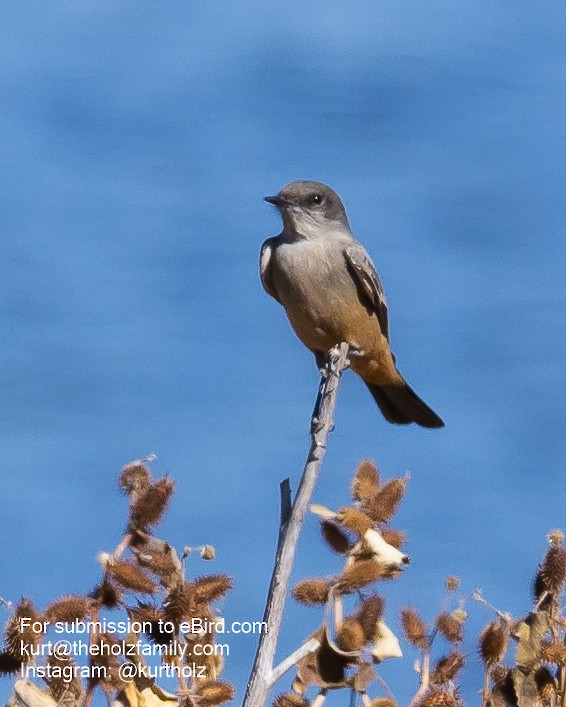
[272,256,400,385]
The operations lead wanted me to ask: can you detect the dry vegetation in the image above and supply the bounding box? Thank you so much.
[0,458,234,707]
[2,458,565,707]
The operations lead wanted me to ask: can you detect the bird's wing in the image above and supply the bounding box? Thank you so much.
[344,242,389,340]
[259,237,282,303]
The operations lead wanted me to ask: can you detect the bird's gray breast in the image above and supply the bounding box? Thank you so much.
[271,237,358,348]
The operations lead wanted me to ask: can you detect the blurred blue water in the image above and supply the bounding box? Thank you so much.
[1,1,565,704]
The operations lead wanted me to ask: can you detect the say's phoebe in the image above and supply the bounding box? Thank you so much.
[260,180,444,428]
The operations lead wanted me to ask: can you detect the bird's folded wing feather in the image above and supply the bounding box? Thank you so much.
[344,243,389,340]
[259,237,281,303]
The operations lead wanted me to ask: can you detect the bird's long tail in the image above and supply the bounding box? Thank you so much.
[365,380,444,429]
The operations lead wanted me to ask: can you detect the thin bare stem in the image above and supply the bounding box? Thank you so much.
[480,667,492,707]
[409,650,430,707]
[312,691,328,707]
[270,637,321,685]
[243,343,350,707]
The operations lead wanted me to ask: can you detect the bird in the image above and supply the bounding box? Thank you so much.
[259,180,444,428]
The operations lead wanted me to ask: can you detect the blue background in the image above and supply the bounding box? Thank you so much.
[1,1,566,704]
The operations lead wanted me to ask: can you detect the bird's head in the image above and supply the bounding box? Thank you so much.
[264,180,350,239]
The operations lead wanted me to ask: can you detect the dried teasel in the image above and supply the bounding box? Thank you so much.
[537,534,566,593]
[192,679,235,705]
[371,700,399,707]
[164,582,196,623]
[119,460,151,495]
[273,694,309,707]
[337,617,366,651]
[107,560,158,595]
[134,544,182,587]
[90,578,123,608]
[490,666,517,706]
[201,545,216,560]
[362,477,407,524]
[415,689,461,707]
[380,528,406,550]
[356,594,384,641]
[478,621,507,666]
[430,652,465,685]
[4,597,43,662]
[129,476,175,530]
[292,579,330,606]
[351,459,380,501]
[400,607,428,651]
[336,507,373,536]
[44,595,91,624]
[193,575,232,604]
[128,603,176,646]
[445,576,460,592]
[89,633,122,691]
[435,612,464,644]
[44,653,83,702]
[0,651,21,675]
[337,559,391,593]
[321,520,352,554]
[540,639,566,666]
[534,666,557,702]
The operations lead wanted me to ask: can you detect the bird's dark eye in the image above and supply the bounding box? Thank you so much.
[311,194,323,205]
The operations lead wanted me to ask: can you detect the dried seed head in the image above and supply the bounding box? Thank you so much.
[44,595,91,624]
[541,639,566,666]
[193,680,235,705]
[164,582,196,624]
[321,520,352,554]
[539,542,566,592]
[128,603,175,645]
[193,575,232,604]
[548,529,565,544]
[535,666,556,700]
[445,576,460,592]
[371,700,399,707]
[380,529,406,550]
[273,694,309,707]
[90,578,122,609]
[134,546,181,587]
[292,579,330,606]
[338,559,391,593]
[400,607,428,651]
[5,598,43,662]
[201,545,216,560]
[129,477,175,530]
[416,689,461,707]
[490,665,509,685]
[337,617,366,652]
[107,560,157,595]
[44,654,83,702]
[351,459,380,501]
[430,652,465,685]
[337,507,373,536]
[0,651,21,675]
[357,594,384,641]
[479,622,507,665]
[119,461,151,494]
[89,633,122,691]
[363,477,407,524]
[435,612,464,644]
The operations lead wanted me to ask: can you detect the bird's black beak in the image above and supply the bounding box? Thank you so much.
[264,195,292,208]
